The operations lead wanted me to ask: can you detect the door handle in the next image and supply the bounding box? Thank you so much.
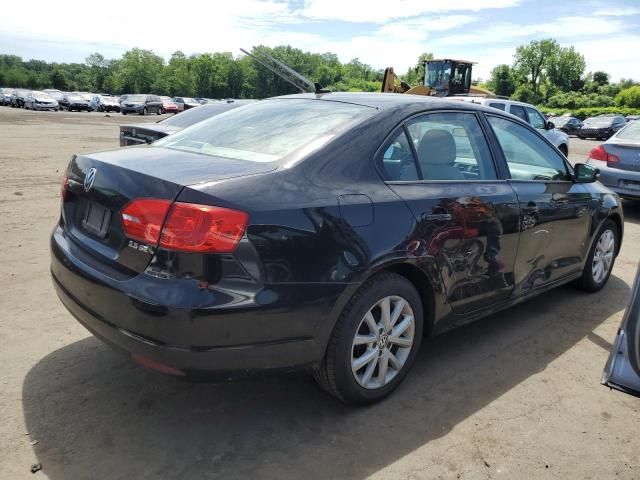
[422,213,452,221]
[523,202,539,214]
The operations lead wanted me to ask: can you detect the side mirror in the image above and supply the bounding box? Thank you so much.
[545,121,555,130]
[574,163,599,183]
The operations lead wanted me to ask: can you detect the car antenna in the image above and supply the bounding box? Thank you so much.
[240,47,331,95]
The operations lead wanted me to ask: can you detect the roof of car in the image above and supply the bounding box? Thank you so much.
[272,92,491,112]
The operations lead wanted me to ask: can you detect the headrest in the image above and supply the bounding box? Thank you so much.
[417,129,456,165]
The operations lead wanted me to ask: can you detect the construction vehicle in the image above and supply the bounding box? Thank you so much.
[381,59,497,97]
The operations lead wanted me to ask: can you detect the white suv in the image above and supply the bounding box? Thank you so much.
[454,98,570,156]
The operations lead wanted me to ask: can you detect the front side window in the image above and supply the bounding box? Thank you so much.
[526,107,546,129]
[509,105,528,122]
[402,112,497,181]
[488,116,570,181]
[156,99,375,163]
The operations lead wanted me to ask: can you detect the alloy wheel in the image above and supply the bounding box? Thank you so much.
[351,295,415,390]
[592,229,615,284]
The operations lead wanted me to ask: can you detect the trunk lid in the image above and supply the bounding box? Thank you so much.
[605,141,640,172]
[63,146,275,275]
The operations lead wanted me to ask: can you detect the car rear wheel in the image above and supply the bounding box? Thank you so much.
[314,272,424,404]
[142,107,148,116]
[575,219,618,292]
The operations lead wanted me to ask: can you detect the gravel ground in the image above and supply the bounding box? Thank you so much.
[0,107,639,479]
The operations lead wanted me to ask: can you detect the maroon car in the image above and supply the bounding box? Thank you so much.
[160,96,179,114]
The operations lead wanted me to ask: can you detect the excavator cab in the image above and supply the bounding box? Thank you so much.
[424,59,474,96]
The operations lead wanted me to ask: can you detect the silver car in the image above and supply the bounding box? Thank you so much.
[24,91,59,111]
[602,263,640,397]
[1,88,15,106]
[587,121,640,199]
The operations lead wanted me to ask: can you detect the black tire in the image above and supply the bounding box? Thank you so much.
[574,219,619,292]
[142,107,147,116]
[314,272,424,404]
[122,111,127,115]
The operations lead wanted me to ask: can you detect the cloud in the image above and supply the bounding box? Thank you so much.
[592,6,640,16]
[297,0,521,23]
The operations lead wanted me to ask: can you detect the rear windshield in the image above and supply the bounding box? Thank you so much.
[155,99,376,163]
[160,104,239,128]
[616,122,640,140]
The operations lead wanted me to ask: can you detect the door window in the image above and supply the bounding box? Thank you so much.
[487,116,570,181]
[406,112,497,180]
[526,107,546,129]
[509,104,528,122]
[489,102,506,111]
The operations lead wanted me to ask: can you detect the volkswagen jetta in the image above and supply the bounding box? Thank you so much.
[51,93,624,404]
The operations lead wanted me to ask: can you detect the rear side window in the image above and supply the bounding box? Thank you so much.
[509,105,528,122]
[488,116,570,181]
[489,102,505,111]
[382,112,497,181]
[156,99,376,163]
[382,130,419,181]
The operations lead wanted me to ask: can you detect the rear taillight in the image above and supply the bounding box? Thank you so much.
[160,203,249,253]
[120,199,248,253]
[60,172,68,200]
[121,199,172,245]
[588,145,620,166]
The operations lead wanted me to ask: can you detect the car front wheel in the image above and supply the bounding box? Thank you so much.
[314,272,424,404]
[575,219,618,292]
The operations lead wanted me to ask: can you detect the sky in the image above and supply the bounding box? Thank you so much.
[1,0,639,81]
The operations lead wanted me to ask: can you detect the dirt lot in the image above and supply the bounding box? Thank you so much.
[1,107,639,479]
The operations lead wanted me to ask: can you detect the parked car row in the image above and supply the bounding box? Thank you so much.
[0,87,235,115]
[549,114,636,140]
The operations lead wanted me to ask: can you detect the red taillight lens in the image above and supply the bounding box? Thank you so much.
[588,145,620,165]
[159,203,249,253]
[121,199,172,245]
[60,172,68,200]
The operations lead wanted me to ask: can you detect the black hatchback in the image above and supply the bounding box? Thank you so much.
[51,93,624,404]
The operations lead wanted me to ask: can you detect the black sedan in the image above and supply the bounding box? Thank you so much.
[119,100,256,146]
[579,115,627,140]
[60,94,91,112]
[549,116,582,135]
[51,93,624,404]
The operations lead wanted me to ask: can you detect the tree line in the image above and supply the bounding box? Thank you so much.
[0,46,384,99]
[484,39,640,109]
[1,39,638,110]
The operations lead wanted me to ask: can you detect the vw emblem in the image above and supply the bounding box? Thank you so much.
[84,167,97,192]
[377,333,389,350]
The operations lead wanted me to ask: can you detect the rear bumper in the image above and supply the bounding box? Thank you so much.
[50,225,343,376]
[594,163,640,199]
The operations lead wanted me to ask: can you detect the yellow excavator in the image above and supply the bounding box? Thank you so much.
[381,59,497,97]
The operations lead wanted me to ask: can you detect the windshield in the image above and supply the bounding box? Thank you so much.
[126,95,146,102]
[66,95,83,101]
[550,117,570,127]
[183,98,199,103]
[425,61,451,90]
[617,122,640,141]
[160,96,173,102]
[160,104,240,128]
[584,117,612,126]
[156,99,376,163]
